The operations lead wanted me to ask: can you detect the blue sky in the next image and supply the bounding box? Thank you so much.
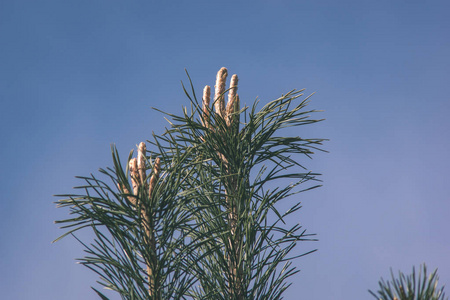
[1,1,449,299]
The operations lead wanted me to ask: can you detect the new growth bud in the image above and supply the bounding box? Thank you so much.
[214,67,228,118]
[202,85,211,128]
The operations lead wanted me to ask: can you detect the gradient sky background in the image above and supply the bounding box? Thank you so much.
[1,1,449,299]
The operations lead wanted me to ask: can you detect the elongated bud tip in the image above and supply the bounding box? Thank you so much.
[215,68,228,117]
[217,67,228,81]
[129,158,140,194]
[138,142,146,153]
[202,85,211,127]
[203,86,211,106]
[138,143,146,165]
[225,73,239,127]
[230,74,238,88]
[138,142,146,164]
[137,142,147,184]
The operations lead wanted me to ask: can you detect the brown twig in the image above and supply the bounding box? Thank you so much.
[117,183,136,206]
[216,69,244,299]
[202,68,244,298]
[119,143,161,298]
[146,156,160,298]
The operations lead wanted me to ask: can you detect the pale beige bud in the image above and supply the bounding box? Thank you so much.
[225,74,239,127]
[227,74,239,106]
[148,157,161,197]
[137,142,147,184]
[129,158,140,195]
[214,67,228,118]
[202,85,211,128]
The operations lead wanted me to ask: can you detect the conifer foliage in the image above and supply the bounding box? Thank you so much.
[369,264,447,300]
[55,68,325,299]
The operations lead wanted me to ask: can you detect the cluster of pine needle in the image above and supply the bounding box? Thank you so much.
[55,67,325,300]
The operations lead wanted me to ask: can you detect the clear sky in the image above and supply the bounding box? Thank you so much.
[1,1,449,299]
